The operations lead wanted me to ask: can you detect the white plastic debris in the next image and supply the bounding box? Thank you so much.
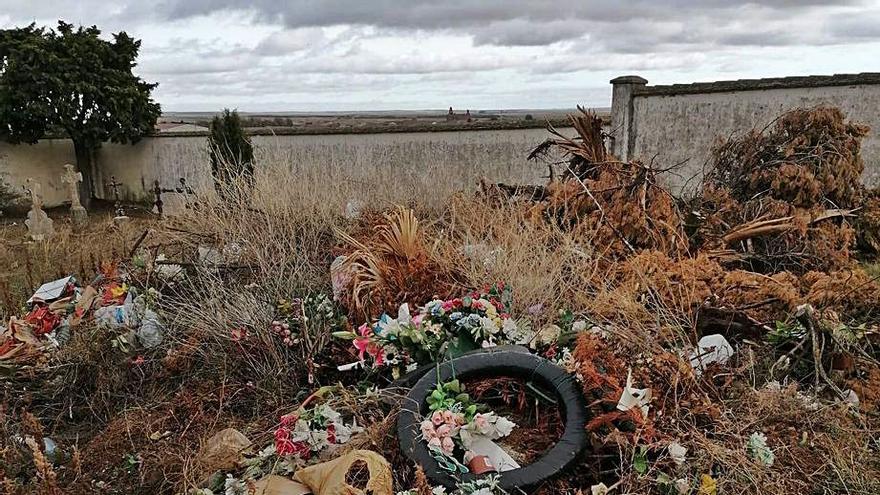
[27,276,76,305]
[460,243,503,269]
[688,334,734,376]
[617,369,652,417]
[330,255,351,301]
[464,436,520,472]
[198,245,222,265]
[668,442,688,466]
[137,310,165,349]
[843,389,860,408]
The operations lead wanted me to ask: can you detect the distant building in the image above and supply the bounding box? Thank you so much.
[445,107,473,122]
[155,122,209,133]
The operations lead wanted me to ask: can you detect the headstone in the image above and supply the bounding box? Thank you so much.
[61,164,88,229]
[23,178,55,241]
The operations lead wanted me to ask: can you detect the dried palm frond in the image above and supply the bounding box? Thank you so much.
[336,206,455,319]
[529,106,609,181]
[374,206,422,260]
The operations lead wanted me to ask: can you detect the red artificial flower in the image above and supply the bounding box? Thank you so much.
[132,355,145,366]
[326,423,337,444]
[544,344,558,360]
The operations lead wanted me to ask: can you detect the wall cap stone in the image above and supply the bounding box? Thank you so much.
[610,75,648,85]
[633,72,880,97]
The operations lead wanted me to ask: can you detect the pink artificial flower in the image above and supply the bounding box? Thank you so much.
[353,322,384,364]
[412,314,423,326]
[431,411,444,426]
[442,410,455,424]
[441,300,454,311]
[428,437,442,450]
[472,300,483,310]
[441,437,455,455]
[454,413,466,426]
[474,414,489,431]
[436,424,452,437]
[231,327,248,342]
[420,420,437,439]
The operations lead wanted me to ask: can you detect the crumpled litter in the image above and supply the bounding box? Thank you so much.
[668,442,687,466]
[252,474,311,495]
[688,334,734,376]
[198,428,253,473]
[617,368,652,417]
[293,449,392,495]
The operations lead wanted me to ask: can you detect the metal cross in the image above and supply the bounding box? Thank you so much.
[106,176,125,217]
[152,177,195,216]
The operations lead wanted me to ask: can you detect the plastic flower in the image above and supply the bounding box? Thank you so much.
[432,411,445,426]
[441,436,455,455]
[421,420,438,439]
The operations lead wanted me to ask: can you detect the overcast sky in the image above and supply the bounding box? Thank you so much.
[1,1,879,112]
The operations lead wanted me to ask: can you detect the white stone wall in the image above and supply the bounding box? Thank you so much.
[1,127,563,207]
[609,75,880,192]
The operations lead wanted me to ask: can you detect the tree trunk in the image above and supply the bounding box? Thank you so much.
[73,139,94,209]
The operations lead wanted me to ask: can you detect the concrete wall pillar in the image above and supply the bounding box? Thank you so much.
[609,75,647,161]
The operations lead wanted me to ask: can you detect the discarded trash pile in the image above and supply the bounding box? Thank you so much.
[2,105,880,495]
[1,267,164,366]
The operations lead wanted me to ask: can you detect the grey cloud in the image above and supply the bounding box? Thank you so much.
[471,19,588,46]
[825,11,880,39]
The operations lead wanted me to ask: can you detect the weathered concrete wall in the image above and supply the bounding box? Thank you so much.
[1,127,561,207]
[609,73,880,191]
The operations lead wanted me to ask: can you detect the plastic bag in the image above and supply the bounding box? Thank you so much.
[137,310,165,349]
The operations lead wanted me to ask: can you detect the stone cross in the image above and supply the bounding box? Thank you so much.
[61,164,88,229]
[23,178,55,241]
[61,164,83,208]
[25,178,43,210]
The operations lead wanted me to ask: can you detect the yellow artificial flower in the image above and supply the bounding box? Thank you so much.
[698,474,717,495]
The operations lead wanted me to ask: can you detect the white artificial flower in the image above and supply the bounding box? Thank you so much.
[224,475,247,495]
[307,429,331,451]
[316,404,342,425]
[397,303,412,325]
[480,316,499,335]
[572,320,587,332]
[333,422,354,444]
[493,416,515,437]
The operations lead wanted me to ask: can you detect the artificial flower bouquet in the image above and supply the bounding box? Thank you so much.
[336,283,528,371]
[270,293,347,347]
[274,401,362,460]
[419,380,515,475]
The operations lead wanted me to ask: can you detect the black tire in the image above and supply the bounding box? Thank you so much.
[397,349,589,492]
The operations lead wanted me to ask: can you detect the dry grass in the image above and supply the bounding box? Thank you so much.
[2,115,879,494]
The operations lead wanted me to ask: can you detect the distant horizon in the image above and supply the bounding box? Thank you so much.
[160,107,611,117]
